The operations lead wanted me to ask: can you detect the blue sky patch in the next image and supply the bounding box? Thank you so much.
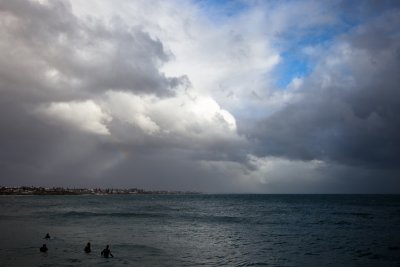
[274,23,353,88]
[275,52,312,88]
[195,0,249,22]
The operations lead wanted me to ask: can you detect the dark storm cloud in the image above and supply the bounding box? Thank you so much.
[0,0,243,191]
[0,0,183,99]
[252,8,400,169]
[0,0,186,186]
[1,0,399,193]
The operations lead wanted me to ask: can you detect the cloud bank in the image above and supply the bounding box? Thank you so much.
[0,0,399,193]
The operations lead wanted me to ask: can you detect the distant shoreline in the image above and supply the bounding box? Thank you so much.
[0,186,201,196]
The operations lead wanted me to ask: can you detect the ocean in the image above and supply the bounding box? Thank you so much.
[0,194,399,266]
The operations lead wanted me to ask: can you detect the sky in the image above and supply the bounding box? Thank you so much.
[0,0,399,193]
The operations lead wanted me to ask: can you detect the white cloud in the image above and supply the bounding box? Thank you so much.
[287,77,304,90]
[102,90,240,141]
[67,1,281,116]
[102,91,160,135]
[39,100,111,135]
[3,0,398,192]
[63,0,342,121]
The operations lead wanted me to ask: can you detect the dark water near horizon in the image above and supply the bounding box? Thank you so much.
[0,194,400,266]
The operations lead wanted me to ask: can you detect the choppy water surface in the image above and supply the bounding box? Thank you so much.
[1,194,400,266]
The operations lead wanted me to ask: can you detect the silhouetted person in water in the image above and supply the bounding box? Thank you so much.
[101,245,113,258]
[84,242,91,253]
[44,233,50,239]
[40,244,48,252]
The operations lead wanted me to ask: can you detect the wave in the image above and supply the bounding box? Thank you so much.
[334,220,352,225]
[46,211,262,225]
[331,212,373,218]
[58,211,168,219]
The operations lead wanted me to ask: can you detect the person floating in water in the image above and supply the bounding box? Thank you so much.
[40,244,48,252]
[44,233,50,239]
[84,242,91,253]
[101,245,113,258]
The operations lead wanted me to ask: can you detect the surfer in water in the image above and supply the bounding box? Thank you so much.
[40,244,48,252]
[44,233,50,239]
[84,242,91,253]
[101,245,113,258]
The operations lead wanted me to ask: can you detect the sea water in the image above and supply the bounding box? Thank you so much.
[0,194,399,266]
